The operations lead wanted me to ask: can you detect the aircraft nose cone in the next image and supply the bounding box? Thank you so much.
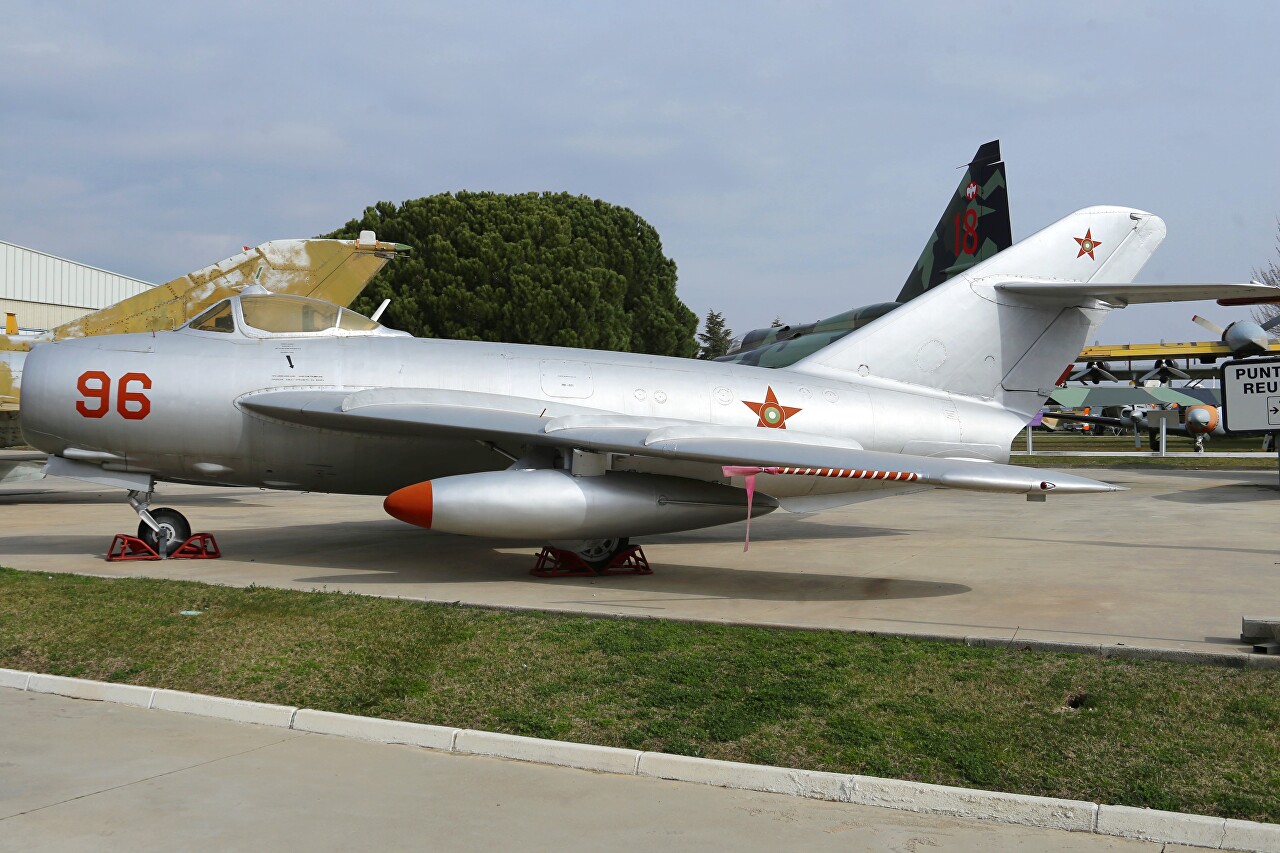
[384,481,434,528]
[1186,408,1213,433]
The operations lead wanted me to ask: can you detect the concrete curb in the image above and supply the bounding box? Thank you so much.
[637,752,850,801]
[26,673,155,707]
[846,775,1099,833]
[292,709,458,751]
[149,688,297,727]
[0,667,31,690]
[1,669,1276,852]
[1098,804,1230,847]
[456,729,642,775]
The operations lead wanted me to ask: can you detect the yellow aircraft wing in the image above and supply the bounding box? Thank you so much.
[1078,340,1280,361]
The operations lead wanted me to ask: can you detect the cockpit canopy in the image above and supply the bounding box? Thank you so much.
[186,294,407,338]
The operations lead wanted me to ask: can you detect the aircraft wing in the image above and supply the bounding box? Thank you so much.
[994,280,1280,307]
[1048,387,1204,407]
[240,388,1120,496]
[1076,340,1280,361]
[0,451,45,486]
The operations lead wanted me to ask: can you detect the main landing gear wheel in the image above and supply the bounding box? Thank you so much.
[571,538,630,571]
[138,507,190,557]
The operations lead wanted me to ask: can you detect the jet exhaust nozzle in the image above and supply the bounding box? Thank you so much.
[384,469,778,539]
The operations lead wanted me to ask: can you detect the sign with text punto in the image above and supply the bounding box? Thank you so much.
[1221,356,1280,434]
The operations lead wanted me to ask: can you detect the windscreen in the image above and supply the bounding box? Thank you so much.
[240,295,341,334]
[189,300,235,333]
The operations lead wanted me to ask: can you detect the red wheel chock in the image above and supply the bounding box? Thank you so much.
[171,533,221,559]
[106,533,221,562]
[530,545,652,578]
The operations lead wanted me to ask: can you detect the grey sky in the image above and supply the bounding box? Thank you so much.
[2,1,1277,345]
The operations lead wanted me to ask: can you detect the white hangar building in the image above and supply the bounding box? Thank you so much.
[0,239,152,332]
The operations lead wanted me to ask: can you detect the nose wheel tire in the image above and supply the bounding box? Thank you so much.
[138,508,191,557]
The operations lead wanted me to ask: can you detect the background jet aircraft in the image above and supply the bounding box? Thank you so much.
[1047,399,1231,450]
[720,140,1011,368]
[0,232,406,449]
[19,206,1279,565]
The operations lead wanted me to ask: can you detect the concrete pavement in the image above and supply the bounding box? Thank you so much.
[1,466,1276,656]
[0,689,1166,852]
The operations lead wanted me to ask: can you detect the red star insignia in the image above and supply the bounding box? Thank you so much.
[1074,228,1102,260]
[965,181,978,200]
[743,386,802,429]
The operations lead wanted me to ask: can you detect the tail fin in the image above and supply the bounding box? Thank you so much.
[724,140,1013,364]
[895,140,1012,303]
[49,234,407,340]
[792,206,1167,416]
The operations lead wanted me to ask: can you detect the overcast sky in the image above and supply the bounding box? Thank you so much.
[2,1,1277,345]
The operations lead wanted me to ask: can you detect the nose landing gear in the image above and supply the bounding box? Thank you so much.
[108,491,217,561]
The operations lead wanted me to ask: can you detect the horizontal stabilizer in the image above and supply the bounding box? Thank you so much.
[994,280,1280,307]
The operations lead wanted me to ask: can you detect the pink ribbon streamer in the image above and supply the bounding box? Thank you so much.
[721,466,780,551]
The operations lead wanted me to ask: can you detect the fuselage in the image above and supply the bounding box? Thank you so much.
[21,307,1028,500]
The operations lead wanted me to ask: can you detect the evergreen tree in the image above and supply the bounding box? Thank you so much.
[696,310,733,359]
[323,192,698,356]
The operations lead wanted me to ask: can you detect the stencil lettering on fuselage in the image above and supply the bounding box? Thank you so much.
[540,360,594,399]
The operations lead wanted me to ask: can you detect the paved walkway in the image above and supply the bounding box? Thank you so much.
[0,689,1163,852]
[1,467,1276,655]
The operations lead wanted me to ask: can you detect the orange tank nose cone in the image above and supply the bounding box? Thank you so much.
[384,481,433,528]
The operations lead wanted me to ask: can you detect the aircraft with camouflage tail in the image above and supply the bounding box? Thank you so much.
[721,140,1011,368]
[0,232,407,450]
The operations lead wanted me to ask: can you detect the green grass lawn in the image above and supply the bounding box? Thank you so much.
[1,567,1277,822]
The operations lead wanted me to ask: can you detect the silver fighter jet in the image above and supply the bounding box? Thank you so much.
[19,206,1280,564]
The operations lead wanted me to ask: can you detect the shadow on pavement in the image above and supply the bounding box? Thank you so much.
[1152,483,1279,504]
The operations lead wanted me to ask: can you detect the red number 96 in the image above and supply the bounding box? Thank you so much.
[75,371,152,420]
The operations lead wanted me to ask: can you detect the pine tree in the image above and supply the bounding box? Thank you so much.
[697,310,733,359]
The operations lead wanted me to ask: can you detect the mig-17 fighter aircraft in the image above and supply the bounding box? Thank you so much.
[19,206,1280,565]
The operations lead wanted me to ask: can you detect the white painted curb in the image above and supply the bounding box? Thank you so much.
[1225,818,1280,852]
[1098,804,1229,848]
[846,775,1099,834]
[455,730,642,775]
[150,688,297,727]
[1,670,1276,852]
[637,752,850,801]
[0,667,31,690]
[293,709,458,751]
[27,673,154,708]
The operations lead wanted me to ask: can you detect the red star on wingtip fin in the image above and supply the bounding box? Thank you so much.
[742,386,802,429]
[1074,229,1102,260]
